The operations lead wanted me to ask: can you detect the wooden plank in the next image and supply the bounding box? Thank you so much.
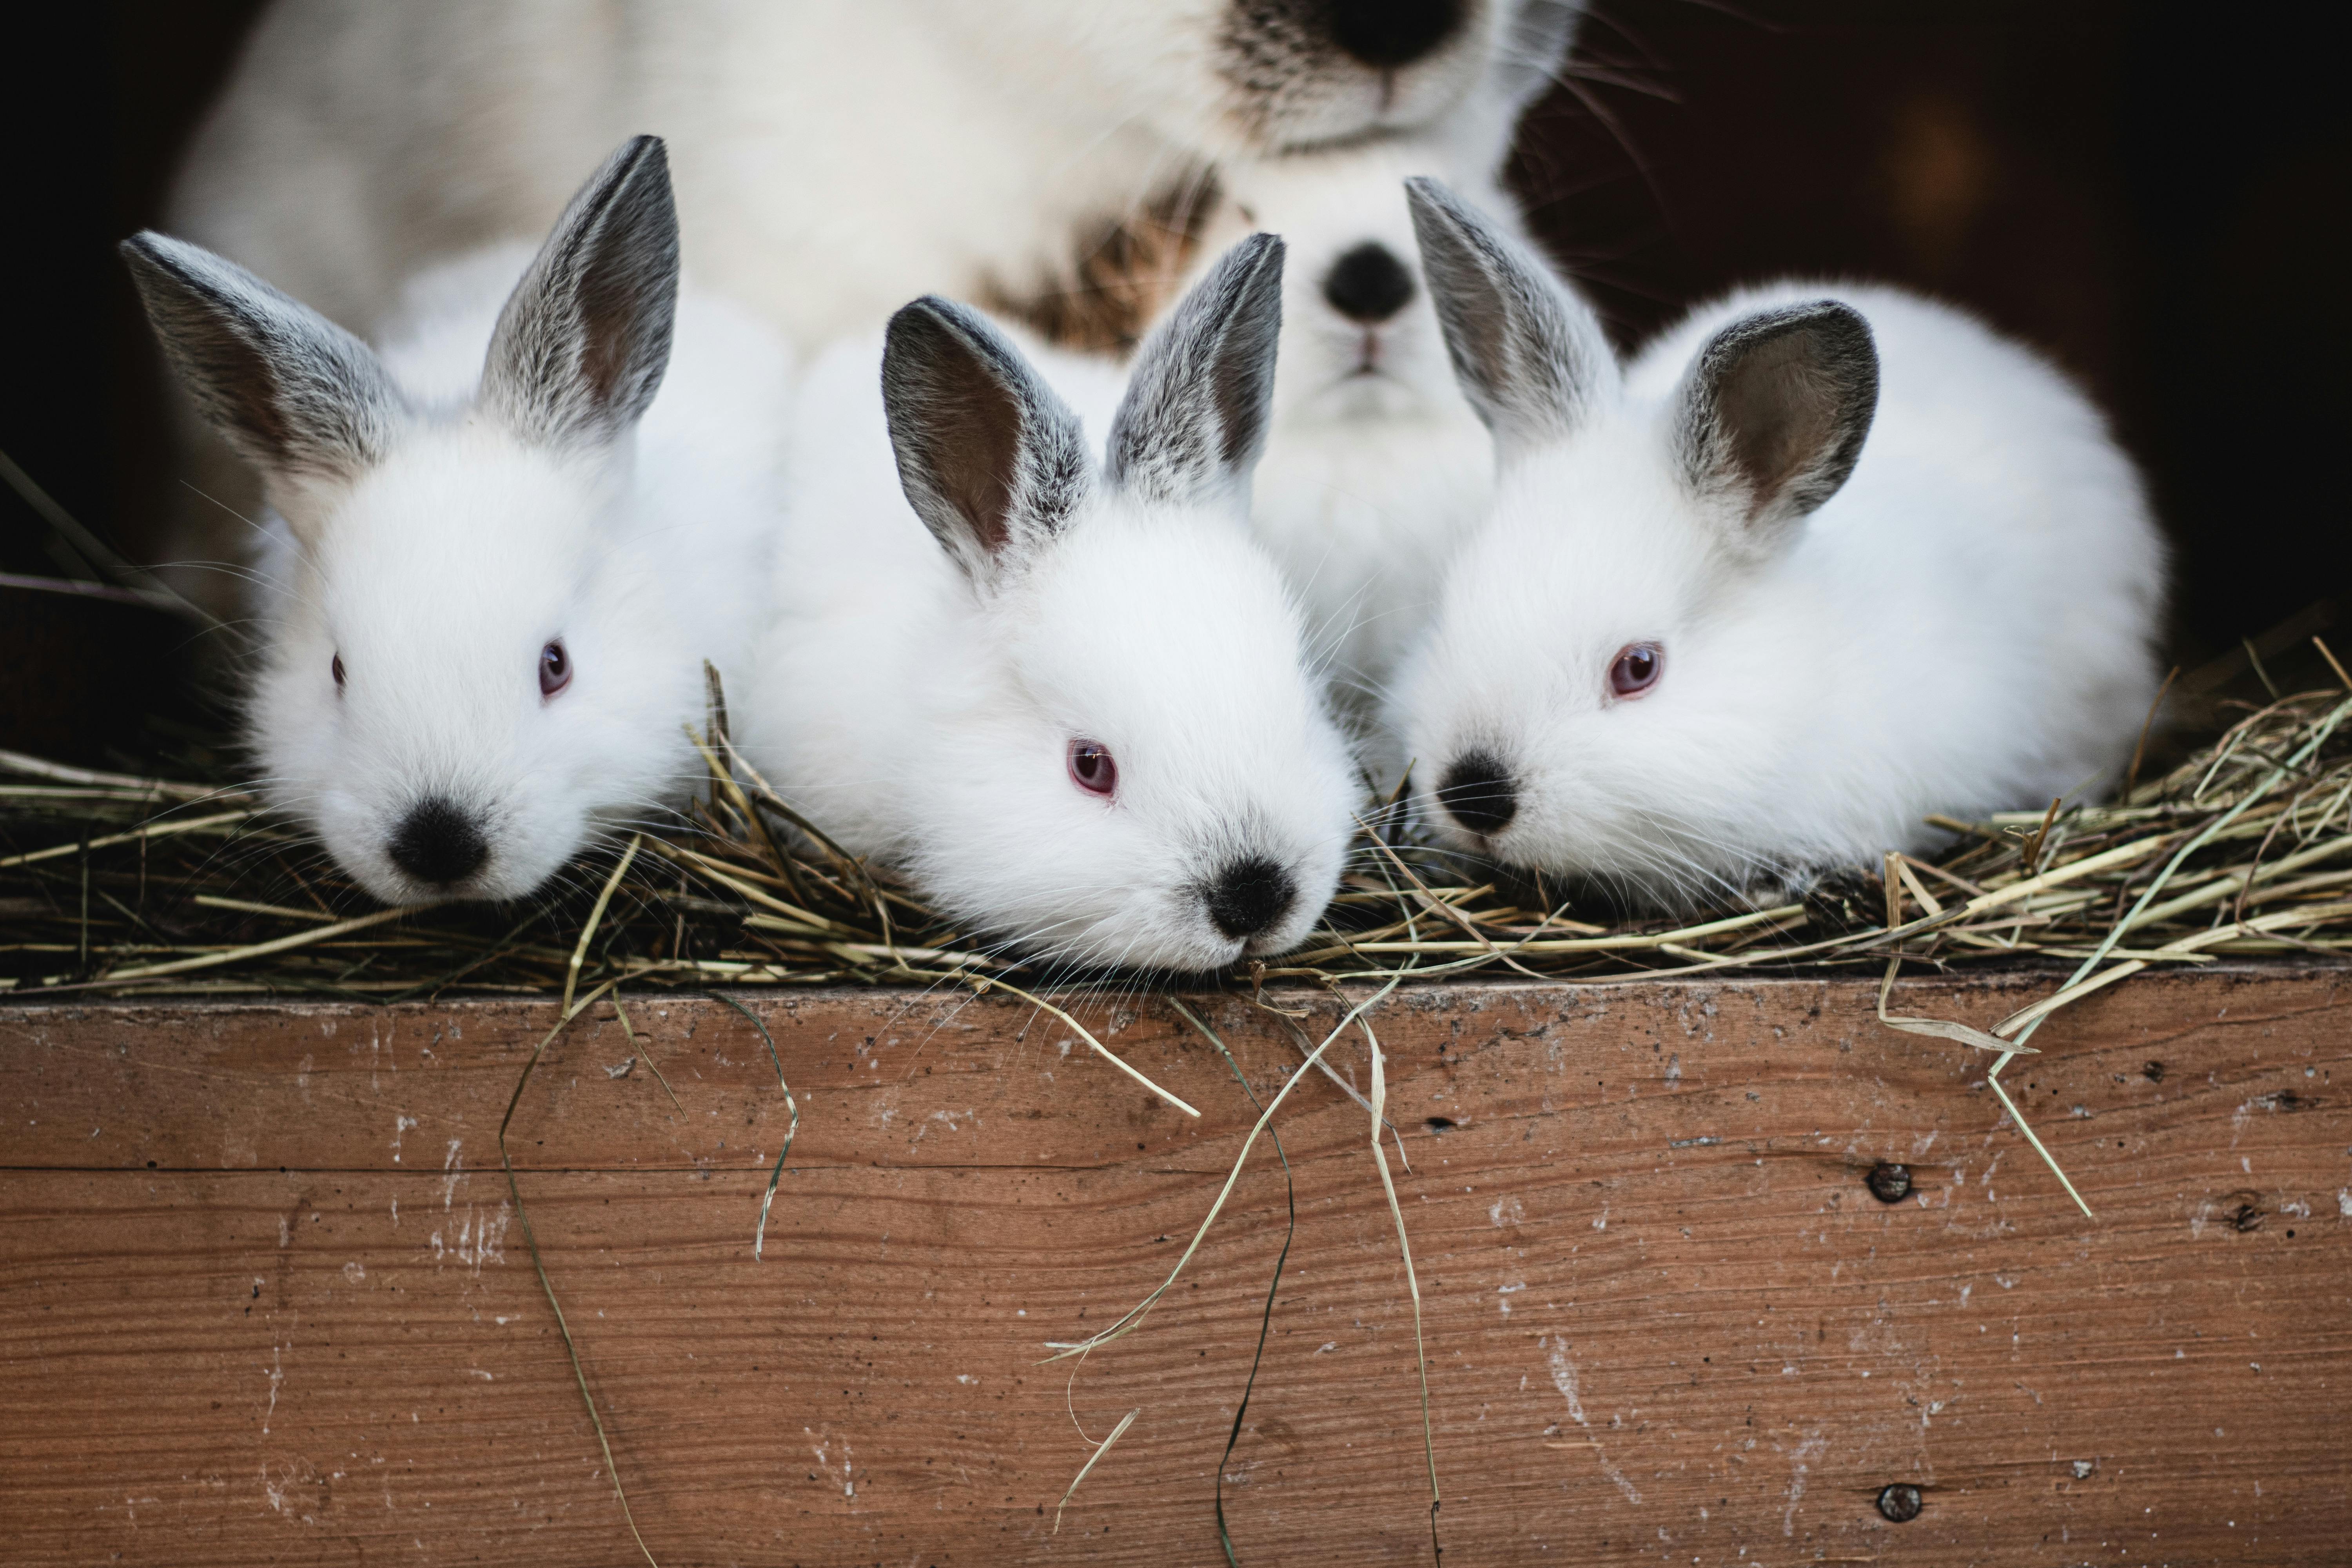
[1,967,2347,1565]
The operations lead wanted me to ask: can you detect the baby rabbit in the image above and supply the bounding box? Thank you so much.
[739,235,1360,973]
[122,136,791,906]
[1190,143,1512,740]
[1390,180,2165,906]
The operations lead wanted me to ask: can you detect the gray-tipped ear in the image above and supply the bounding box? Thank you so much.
[1672,301,1878,542]
[120,231,403,483]
[1105,232,1284,508]
[481,134,679,450]
[881,297,1091,586]
[1404,176,1612,457]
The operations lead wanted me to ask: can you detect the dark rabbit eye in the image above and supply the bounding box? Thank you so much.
[331,653,346,690]
[1608,642,1663,699]
[539,640,572,699]
[1067,739,1117,799]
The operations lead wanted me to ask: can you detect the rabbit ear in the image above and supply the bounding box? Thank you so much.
[481,135,679,450]
[120,232,404,485]
[881,296,1091,586]
[1671,300,1878,545]
[1104,231,1284,509]
[1404,177,1613,459]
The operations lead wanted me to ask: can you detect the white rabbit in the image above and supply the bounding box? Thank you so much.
[122,137,791,906]
[155,0,1583,614]
[738,235,1361,973]
[1180,142,1532,750]
[1389,180,2165,906]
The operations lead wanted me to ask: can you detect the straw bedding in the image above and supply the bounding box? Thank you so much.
[5,668,2348,1008]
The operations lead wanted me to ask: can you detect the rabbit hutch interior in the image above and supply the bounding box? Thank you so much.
[3,2,2349,1563]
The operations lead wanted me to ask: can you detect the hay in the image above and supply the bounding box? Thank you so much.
[5,671,2348,1004]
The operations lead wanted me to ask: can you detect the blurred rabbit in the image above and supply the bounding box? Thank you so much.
[154,0,1582,614]
[738,235,1361,973]
[124,137,792,906]
[1176,140,1541,762]
[1390,180,2165,906]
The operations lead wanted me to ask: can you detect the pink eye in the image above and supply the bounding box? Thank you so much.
[331,653,346,690]
[539,640,572,699]
[1067,739,1117,798]
[1608,642,1663,699]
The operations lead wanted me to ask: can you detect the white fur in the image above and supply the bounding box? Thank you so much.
[1189,144,1523,743]
[240,256,790,906]
[1394,278,2166,903]
[739,328,1359,974]
[172,0,1573,350]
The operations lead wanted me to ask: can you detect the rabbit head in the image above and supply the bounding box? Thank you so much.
[1210,141,1501,439]
[882,235,1361,971]
[122,136,699,906]
[1390,180,1880,901]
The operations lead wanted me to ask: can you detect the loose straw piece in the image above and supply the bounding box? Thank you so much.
[564,835,642,1019]
[0,809,250,869]
[1361,993,1442,1562]
[967,975,1200,1118]
[606,995,684,1117]
[1170,998,1299,1568]
[714,992,801,1261]
[1053,1408,1138,1535]
[56,903,417,985]
[497,977,660,1568]
[1046,975,1403,1363]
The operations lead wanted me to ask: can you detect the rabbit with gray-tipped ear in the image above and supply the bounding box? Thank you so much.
[737,234,1362,973]
[122,136,792,906]
[1389,179,2166,907]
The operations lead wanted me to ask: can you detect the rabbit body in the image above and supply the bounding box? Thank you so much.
[131,139,792,907]
[739,239,1361,973]
[1392,183,2165,903]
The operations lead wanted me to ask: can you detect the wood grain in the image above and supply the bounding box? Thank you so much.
[2,967,2347,1565]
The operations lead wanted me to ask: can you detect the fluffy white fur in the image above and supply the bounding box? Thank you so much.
[138,145,791,906]
[172,0,1575,350]
[738,254,1359,974]
[1392,193,2166,904]
[1192,144,1515,740]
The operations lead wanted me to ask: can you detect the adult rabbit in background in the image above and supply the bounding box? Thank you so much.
[157,0,1583,613]
[1390,180,2164,907]
[1175,142,1538,759]
[738,236,1360,974]
[123,137,791,906]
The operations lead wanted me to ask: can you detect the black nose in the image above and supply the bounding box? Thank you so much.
[1322,241,1416,324]
[1436,752,1516,836]
[1204,857,1298,942]
[386,797,489,887]
[1327,0,1467,69]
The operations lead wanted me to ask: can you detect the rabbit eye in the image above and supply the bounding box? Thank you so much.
[331,654,346,690]
[1067,739,1118,799]
[1608,642,1663,699]
[539,640,572,699]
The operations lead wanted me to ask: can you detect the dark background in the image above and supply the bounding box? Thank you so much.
[4,1,2346,731]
